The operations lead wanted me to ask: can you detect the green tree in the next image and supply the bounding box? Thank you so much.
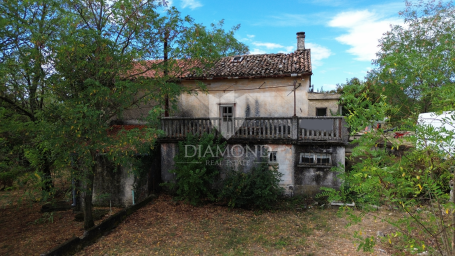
[372,0,455,119]
[323,1,455,254]
[45,0,247,230]
[0,0,63,193]
[336,77,388,132]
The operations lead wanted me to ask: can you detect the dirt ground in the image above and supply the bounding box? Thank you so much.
[0,191,417,256]
[75,195,407,256]
[0,189,121,256]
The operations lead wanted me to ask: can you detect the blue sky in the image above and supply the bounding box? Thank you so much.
[167,0,407,91]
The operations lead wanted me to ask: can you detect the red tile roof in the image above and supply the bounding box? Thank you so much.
[185,50,312,79]
[130,50,312,80]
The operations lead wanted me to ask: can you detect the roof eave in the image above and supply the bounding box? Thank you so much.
[181,72,313,81]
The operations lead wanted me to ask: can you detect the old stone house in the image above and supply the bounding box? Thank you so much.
[94,32,349,206]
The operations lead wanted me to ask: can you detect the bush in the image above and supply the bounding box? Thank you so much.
[218,162,284,209]
[164,132,226,205]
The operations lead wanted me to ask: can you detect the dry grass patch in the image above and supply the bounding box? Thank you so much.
[77,195,401,256]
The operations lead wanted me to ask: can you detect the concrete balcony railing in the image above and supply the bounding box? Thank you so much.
[160,116,348,143]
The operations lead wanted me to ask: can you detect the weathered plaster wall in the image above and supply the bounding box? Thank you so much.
[293,145,344,195]
[265,144,295,195]
[161,143,178,183]
[307,93,341,117]
[176,76,310,118]
[93,156,154,207]
[93,156,135,207]
[159,142,296,195]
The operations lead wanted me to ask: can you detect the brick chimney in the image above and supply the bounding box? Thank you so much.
[297,32,305,51]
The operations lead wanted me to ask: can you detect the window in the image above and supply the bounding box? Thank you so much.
[269,151,277,163]
[220,105,233,121]
[300,153,331,165]
[232,56,243,63]
[316,108,327,116]
[300,153,314,164]
[316,154,330,164]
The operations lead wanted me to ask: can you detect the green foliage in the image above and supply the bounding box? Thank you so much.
[371,0,455,119]
[165,132,226,205]
[1,0,248,230]
[165,133,284,209]
[0,0,62,194]
[218,163,284,209]
[337,78,393,134]
[34,212,55,225]
[354,233,376,252]
[328,3,455,252]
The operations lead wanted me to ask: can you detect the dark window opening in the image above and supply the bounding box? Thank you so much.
[316,108,327,116]
[269,151,277,163]
[221,106,233,121]
[232,56,243,63]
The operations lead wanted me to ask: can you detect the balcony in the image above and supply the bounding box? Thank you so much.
[160,116,348,143]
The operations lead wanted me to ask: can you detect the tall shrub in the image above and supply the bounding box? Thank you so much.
[219,162,284,209]
[165,132,226,205]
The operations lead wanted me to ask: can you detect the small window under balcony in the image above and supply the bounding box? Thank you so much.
[300,153,331,165]
[300,153,314,164]
[316,108,327,116]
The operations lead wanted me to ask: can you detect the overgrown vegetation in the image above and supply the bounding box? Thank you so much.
[323,1,455,255]
[0,0,248,230]
[218,162,284,209]
[164,132,226,205]
[165,132,284,209]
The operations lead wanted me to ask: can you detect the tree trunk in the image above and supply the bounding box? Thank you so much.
[41,154,54,193]
[73,178,82,213]
[82,155,96,230]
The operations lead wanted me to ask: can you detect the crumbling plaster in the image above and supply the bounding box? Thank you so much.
[176,76,310,118]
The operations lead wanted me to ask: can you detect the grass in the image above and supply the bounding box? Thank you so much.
[75,194,395,256]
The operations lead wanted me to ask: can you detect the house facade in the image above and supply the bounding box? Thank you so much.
[159,32,348,196]
[94,32,349,207]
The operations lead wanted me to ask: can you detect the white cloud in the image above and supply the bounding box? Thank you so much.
[247,41,331,67]
[249,48,267,55]
[328,9,402,61]
[278,46,295,53]
[306,42,332,67]
[252,42,284,49]
[247,34,255,38]
[181,0,202,10]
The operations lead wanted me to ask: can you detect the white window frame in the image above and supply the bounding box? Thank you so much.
[299,153,331,165]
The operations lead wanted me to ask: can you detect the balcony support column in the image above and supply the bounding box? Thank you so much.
[291,116,298,140]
